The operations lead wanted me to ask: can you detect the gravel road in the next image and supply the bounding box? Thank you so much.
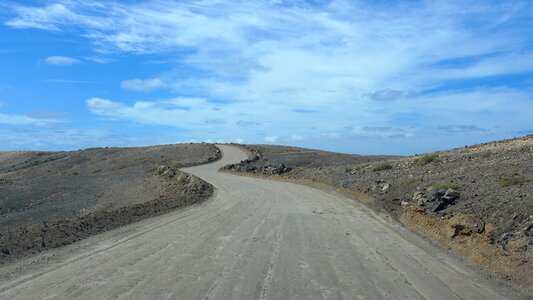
[0,145,517,299]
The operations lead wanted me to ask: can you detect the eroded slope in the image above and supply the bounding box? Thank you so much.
[0,143,220,262]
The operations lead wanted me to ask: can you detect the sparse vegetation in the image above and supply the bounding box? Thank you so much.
[480,151,493,159]
[373,162,393,172]
[414,153,440,166]
[499,175,528,187]
[432,182,460,191]
[355,163,371,171]
[229,137,533,289]
[344,167,353,173]
[406,176,424,185]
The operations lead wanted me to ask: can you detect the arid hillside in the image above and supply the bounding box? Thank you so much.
[223,136,532,291]
[0,143,220,262]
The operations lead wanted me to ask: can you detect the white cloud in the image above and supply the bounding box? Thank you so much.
[5,3,110,31]
[7,2,532,109]
[121,78,166,92]
[290,135,304,141]
[86,97,124,114]
[43,56,81,66]
[0,127,159,151]
[6,1,533,153]
[0,112,63,126]
[264,136,278,143]
[86,97,216,128]
[84,56,112,63]
[45,79,91,83]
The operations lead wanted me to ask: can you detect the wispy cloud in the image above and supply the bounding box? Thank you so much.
[0,112,63,126]
[264,136,278,143]
[26,111,69,120]
[3,1,533,153]
[5,3,111,31]
[86,97,215,128]
[45,79,92,83]
[364,89,410,102]
[120,78,166,92]
[84,56,112,63]
[438,125,489,134]
[43,56,81,66]
[9,2,533,90]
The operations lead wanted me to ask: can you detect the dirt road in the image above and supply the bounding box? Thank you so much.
[0,145,517,299]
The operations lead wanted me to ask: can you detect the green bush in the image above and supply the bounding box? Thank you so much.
[414,153,440,166]
[499,175,528,187]
[373,162,393,172]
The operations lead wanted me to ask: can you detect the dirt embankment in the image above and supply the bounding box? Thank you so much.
[222,137,533,291]
[0,143,220,263]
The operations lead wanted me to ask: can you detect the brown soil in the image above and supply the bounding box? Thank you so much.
[223,137,533,293]
[0,143,220,263]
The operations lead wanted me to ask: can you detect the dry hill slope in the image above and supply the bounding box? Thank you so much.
[223,136,533,292]
[0,143,220,262]
[0,145,521,299]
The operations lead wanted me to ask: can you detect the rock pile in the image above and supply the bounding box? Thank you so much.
[223,161,292,176]
[412,188,461,212]
[222,146,292,175]
[158,165,177,178]
[207,149,221,162]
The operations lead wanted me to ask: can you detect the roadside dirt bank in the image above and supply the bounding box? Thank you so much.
[222,137,533,293]
[0,143,220,263]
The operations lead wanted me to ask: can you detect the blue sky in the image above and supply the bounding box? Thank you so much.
[0,0,532,155]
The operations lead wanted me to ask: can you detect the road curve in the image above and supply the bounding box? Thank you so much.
[0,145,514,299]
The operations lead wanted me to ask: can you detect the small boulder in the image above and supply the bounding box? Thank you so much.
[428,188,446,202]
[163,169,176,178]
[158,165,168,175]
[382,183,391,192]
[443,189,460,201]
[412,191,427,206]
[417,197,427,206]
[425,188,461,212]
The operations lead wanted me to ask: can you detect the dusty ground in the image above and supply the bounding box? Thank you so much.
[0,145,522,299]
[223,136,532,292]
[0,143,220,262]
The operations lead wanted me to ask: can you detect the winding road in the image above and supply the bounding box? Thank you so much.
[0,145,514,299]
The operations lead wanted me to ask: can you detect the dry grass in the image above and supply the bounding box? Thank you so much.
[414,153,440,166]
[499,175,528,188]
[373,162,393,172]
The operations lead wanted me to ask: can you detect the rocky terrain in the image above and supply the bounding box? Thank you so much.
[0,143,220,262]
[223,145,393,175]
[223,136,533,291]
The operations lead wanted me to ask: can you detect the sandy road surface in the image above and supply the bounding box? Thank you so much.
[0,145,516,299]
